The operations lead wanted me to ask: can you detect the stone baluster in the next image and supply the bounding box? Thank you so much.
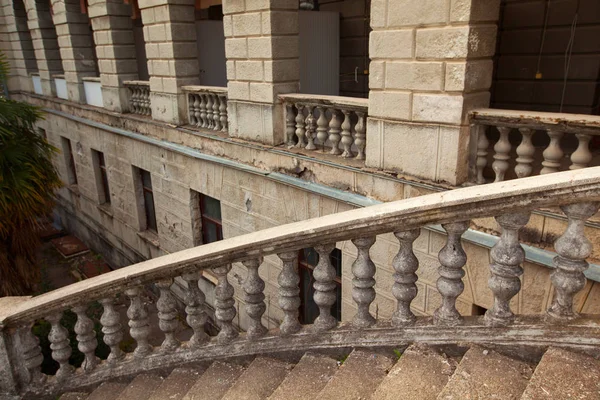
[243,258,268,339]
[46,312,74,380]
[156,279,180,352]
[19,324,45,385]
[199,94,208,128]
[328,109,342,155]
[277,252,301,335]
[219,95,228,132]
[485,212,530,326]
[305,106,317,151]
[206,94,214,129]
[515,128,535,178]
[351,237,376,328]
[145,88,151,115]
[295,104,306,148]
[313,244,338,331]
[391,229,420,326]
[189,94,197,125]
[99,297,124,362]
[492,126,511,182]
[570,134,592,170]
[213,264,238,343]
[434,221,469,325]
[316,106,329,149]
[182,270,208,347]
[286,104,297,146]
[194,94,202,127]
[212,94,221,131]
[126,287,152,357]
[476,126,489,184]
[73,305,99,371]
[340,110,354,158]
[548,202,600,319]
[129,87,138,114]
[355,111,366,160]
[541,129,564,174]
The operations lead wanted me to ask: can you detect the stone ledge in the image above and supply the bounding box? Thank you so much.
[137,230,160,248]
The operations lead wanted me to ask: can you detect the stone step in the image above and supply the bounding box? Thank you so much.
[87,382,127,400]
[520,347,600,399]
[114,373,164,400]
[183,361,246,400]
[316,349,395,400]
[59,393,88,400]
[148,367,205,400]
[437,346,533,400]
[220,356,294,400]
[370,344,458,400]
[268,352,339,400]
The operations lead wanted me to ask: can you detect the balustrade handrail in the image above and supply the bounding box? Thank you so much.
[123,80,150,87]
[2,167,600,328]
[182,85,227,95]
[279,93,368,112]
[470,108,600,134]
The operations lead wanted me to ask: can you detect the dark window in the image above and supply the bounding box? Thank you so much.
[38,128,46,139]
[199,194,222,244]
[93,150,110,204]
[140,169,157,232]
[61,137,77,185]
[298,247,342,324]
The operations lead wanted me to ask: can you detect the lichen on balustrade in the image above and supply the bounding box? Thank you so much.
[470,108,600,184]
[279,93,369,162]
[182,85,228,133]
[2,168,600,398]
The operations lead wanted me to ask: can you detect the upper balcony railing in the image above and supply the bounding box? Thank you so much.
[280,94,369,161]
[124,80,151,117]
[183,85,228,132]
[470,109,600,184]
[2,167,600,398]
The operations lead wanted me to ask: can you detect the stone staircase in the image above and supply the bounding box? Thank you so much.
[56,345,600,400]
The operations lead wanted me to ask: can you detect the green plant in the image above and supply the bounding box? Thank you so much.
[393,348,402,359]
[0,52,62,296]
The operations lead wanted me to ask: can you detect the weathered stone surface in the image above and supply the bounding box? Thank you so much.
[114,374,164,400]
[147,367,204,400]
[59,393,88,400]
[220,357,293,400]
[437,346,532,399]
[317,349,394,400]
[370,344,457,400]
[269,353,339,400]
[182,361,245,400]
[521,347,600,400]
[86,382,127,400]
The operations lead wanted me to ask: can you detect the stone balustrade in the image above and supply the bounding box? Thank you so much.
[182,86,228,133]
[124,81,151,117]
[2,167,600,398]
[279,94,369,160]
[470,109,600,184]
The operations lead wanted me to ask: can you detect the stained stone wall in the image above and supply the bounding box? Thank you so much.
[36,107,600,332]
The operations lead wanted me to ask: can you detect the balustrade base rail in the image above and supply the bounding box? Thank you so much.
[15,315,600,398]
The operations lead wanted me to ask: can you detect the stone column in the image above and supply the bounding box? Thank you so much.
[0,0,38,93]
[24,0,63,96]
[138,0,199,124]
[223,0,299,145]
[51,0,98,103]
[367,0,500,185]
[88,0,138,112]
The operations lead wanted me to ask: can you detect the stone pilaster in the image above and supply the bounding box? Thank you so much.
[24,0,63,96]
[138,0,199,124]
[0,0,37,93]
[223,0,299,145]
[366,0,500,185]
[51,0,98,103]
[88,0,138,112]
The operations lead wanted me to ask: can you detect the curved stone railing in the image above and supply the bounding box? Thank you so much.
[279,94,368,160]
[124,80,151,116]
[2,168,600,398]
[183,86,228,132]
[470,108,600,184]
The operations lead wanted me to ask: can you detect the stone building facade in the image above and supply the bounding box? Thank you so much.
[2,0,600,331]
